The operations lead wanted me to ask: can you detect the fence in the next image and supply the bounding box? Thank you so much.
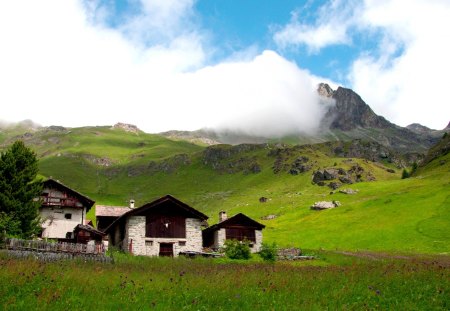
[1,238,112,263]
[5,238,106,255]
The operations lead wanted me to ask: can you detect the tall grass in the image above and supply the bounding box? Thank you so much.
[0,252,448,310]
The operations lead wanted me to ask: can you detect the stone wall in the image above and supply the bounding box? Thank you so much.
[125,217,203,257]
[213,228,226,249]
[213,228,263,253]
[126,216,145,255]
[253,230,263,253]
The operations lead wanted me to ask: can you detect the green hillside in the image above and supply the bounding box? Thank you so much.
[2,125,449,254]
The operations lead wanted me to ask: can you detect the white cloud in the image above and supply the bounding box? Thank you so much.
[273,0,360,52]
[349,0,450,129]
[274,0,450,129]
[0,0,327,136]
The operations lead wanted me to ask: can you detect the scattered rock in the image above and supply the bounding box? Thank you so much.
[311,201,341,210]
[338,176,353,184]
[259,197,268,203]
[386,168,396,173]
[328,182,341,190]
[339,188,359,194]
[261,214,277,220]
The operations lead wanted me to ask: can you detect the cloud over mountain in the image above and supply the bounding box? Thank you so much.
[0,0,330,136]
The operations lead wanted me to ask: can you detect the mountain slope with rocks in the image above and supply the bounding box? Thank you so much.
[159,84,447,154]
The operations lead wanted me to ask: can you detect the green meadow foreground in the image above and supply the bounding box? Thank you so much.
[0,252,449,310]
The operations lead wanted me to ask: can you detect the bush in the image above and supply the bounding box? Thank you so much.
[401,169,410,179]
[223,239,251,260]
[259,242,277,262]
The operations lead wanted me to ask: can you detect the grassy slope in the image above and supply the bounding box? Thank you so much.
[3,126,449,254]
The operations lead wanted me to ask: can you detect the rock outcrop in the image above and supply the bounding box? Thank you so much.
[312,164,374,189]
[311,201,341,210]
[113,122,140,133]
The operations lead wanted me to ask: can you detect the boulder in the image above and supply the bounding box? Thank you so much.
[261,214,277,220]
[328,182,341,190]
[310,201,341,210]
[312,170,325,183]
[323,168,339,180]
[339,188,359,195]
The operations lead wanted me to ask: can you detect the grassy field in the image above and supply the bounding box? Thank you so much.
[0,251,448,310]
[1,125,449,254]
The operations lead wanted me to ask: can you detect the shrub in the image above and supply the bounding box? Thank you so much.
[401,169,410,179]
[259,242,277,262]
[223,239,251,260]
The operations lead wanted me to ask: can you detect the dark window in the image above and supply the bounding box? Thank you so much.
[225,228,256,242]
[66,232,72,239]
[145,215,186,238]
[178,241,186,246]
[64,213,72,219]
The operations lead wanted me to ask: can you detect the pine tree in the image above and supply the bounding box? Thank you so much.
[0,141,42,238]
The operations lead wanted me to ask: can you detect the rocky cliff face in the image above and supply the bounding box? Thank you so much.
[319,83,391,131]
[317,83,440,153]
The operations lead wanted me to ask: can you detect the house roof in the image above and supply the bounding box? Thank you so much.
[43,178,95,211]
[74,224,106,236]
[203,213,265,234]
[95,205,131,217]
[104,195,208,233]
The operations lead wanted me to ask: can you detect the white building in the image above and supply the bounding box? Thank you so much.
[39,178,95,240]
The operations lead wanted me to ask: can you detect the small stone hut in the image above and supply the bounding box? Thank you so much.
[105,195,208,257]
[202,212,265,253]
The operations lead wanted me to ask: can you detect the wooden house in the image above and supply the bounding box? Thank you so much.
[202,211,265,253]
[105,195,208,257]
[39,178,95,241]
[73,224,105,244]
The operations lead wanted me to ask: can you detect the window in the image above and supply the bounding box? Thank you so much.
[145,215,186,238]
[65,232,73,239]
[145,240,153,246]
[178,241,186,246]
[64,213,72,219]
[225,228,256,242]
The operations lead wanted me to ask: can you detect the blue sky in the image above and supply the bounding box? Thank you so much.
[1,0,449,134]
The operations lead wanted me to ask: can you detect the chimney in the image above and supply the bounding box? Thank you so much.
[219,211,227,223]
[129,199,135,209]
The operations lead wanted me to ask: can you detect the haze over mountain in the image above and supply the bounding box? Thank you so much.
[160,84,448,153]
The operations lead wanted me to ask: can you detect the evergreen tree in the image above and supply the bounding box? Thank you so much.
[0,141,42,238]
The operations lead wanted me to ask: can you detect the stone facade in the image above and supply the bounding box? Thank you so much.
[213,228,226,249]
[40,207,85,239]
[212,229,263,253]
[253,230,263,253]
[125,216,203,257]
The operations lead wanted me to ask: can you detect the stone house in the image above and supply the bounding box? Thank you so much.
[202,211,265,253]
[39,178,95,241]
[104,195,208,257]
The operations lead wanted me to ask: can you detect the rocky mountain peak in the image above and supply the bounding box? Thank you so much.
[317,83,334,98]
[406,123,432,134]
[319,85,391,131]
[445,121,450,130]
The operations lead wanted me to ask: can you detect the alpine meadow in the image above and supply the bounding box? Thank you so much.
[1,0,450,309]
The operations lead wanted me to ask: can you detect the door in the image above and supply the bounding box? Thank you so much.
[159,243,173,257]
